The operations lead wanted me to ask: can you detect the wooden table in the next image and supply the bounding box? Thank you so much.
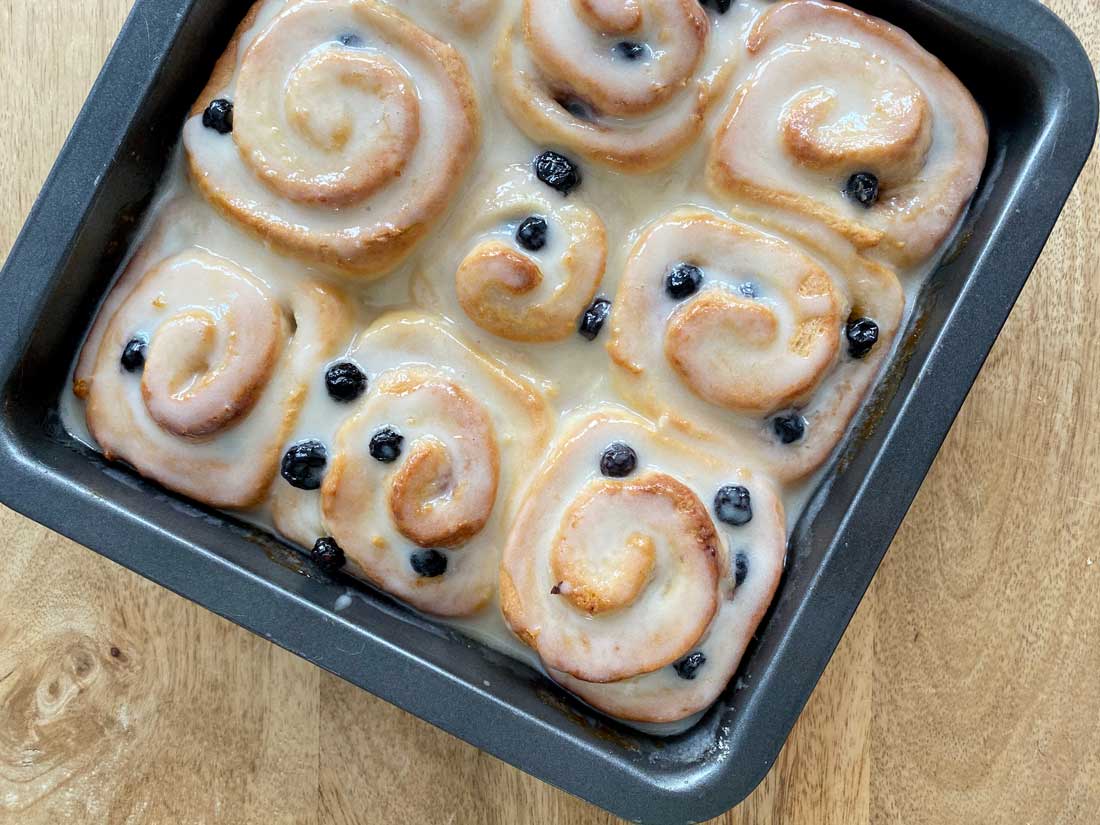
[1,2,1096,822]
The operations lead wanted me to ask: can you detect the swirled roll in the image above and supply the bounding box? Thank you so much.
[707,0,987,267]
[185,0,479,277]
[608,208,904,481]
[272,312,551,616]
[495,0,732,172]
[454,164,607,342]
[500,409,785,722]
[75,248,353,508]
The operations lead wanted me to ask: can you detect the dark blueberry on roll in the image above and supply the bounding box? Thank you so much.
[615,41,646,60]
[734,552,749,587]
[369,426,404,463]
[846,317,880,359]
[714,485,752,526]
[699,0,732,13]
[120,337,147,373]
[410,549,448,578]
[773,413,806,445]
[281,440,327,490]
[665,263,703,299]
[325,361,368,402]
[556,96,593,121]
[534,151,582,195]
[600,442,638,478]
[311,537,346,573]
[578,298,612,341]
[339,33,364,47]
[516,216,549,251]
[845,172,880,207]
[202,99,234,134]
[674,651,707,680]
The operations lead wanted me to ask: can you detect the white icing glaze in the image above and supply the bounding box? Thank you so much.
[185,0,480,276]
[608,206,904,481]
[385,0,499,33]
[62,0,985,731]
[441,163,607,342]
[271,311,551,616]
[707,0,988,266]
[501,408,785,722]
[75,215,354,508]
[494,0,742,172]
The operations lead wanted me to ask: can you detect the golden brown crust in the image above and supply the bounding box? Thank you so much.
[708,0,988,266]
[574,0,641,33]
[555,484,786,723]
[500,411,731,685]
[186,1,481,276]
[607,207,906,481]
[456,230,605,343]
[84,257,352,509]
[707,121,886,251]
[385,380,501,548]
[494,0,731,174]
[304,313,551,619]
[189,2,266,119]
[140,306,285,439]
[780,86,932,184]
[549,474,717,620]
[523,0,706,117]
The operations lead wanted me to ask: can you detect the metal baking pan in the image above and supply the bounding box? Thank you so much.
[0,0,1094,822]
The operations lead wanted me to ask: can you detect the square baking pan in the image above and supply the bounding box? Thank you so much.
[0,0,1094,822]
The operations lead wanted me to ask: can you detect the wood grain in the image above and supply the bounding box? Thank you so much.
[0,2,1096,823]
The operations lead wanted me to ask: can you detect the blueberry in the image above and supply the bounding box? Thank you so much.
[516,216,548,251]
[369,426,404,463]
[311,537,346,573]
[739,282,759,299]
[325,361,367,402]
[410,549,448,578]
[600,442,637,478]
[674,651,707,680]
[698,0,732,13]
[615,41,646,60]
[714,485,752,526]
[339,33,363,47]
[556,96,593,121]
[773,413,806,444]
[845,172,879,207]
[734,552,749,587]
[665,263,703,299]
[846,317,880,359]
[578,298,611,341]
[534,151,582,195]
[120,337,147,372]
[202,99,234,134]
[281,440,327,490]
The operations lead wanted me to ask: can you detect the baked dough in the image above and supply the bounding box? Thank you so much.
[271,311,551,616]
[185,0,480,277]
[609,208,904,481]
[77,246,353,508]
[455,165,607,342]
[69,0,988,725]
[495,0,732,172]
[501,409,785,722]
[708,0,988,266]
